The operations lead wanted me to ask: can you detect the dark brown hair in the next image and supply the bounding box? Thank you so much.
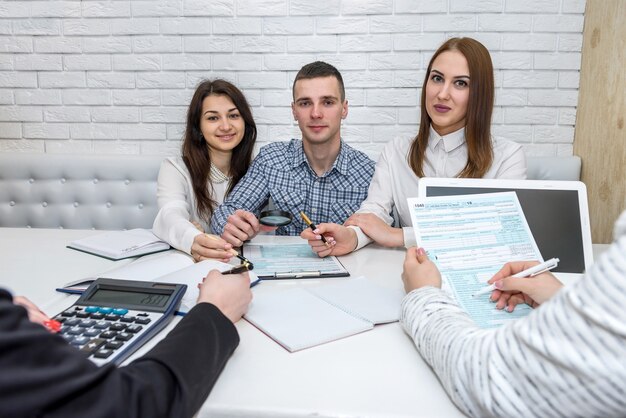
[409,37,494,178]
[293,61,345,101]
[182,79,256,222]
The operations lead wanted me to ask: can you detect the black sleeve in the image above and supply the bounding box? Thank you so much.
[0,289,239,418]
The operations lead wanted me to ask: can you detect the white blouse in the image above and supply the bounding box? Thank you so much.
[152,156,229,254]
[352,126,527,249]
[400,211,626,417]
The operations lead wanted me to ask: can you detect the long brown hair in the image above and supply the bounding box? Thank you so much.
[182,79,256,222]
[409,37,494,178]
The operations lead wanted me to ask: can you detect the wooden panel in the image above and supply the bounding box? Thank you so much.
[574,0,626,243]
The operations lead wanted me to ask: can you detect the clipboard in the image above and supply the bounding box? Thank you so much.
[242,243,350,280]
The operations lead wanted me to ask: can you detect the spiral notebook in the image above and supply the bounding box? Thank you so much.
[244,278,404,352]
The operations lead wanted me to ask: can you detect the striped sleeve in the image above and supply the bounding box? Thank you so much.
[401,215,626,417]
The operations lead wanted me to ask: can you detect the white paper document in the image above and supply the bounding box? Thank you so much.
[244,277,403,352]
[60,251,258,314]
[243,243,349,279]
[408,192,543,328]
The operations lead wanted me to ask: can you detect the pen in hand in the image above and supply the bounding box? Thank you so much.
[472,257,560,298]
[299,211,330,247]
[221,263,252,275]
[205,233,254,269]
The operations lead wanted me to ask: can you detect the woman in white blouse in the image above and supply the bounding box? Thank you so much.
[153,79,256,261]
[302,37,526,255]
[400,210,626,417]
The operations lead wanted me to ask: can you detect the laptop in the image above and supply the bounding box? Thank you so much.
[417,177,594,281]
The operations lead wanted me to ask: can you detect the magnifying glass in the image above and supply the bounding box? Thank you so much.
[259,210,293,227]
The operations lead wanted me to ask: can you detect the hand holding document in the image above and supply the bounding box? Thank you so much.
[408,192,544,328]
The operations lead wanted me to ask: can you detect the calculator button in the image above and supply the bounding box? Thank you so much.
[84,329,101,337]
[90,313,105,320]
[54,317,67,324]
[105,340,124,350]
[62,334,75,343]
[104,314,120,321]
[109,323,127,331]
[119,316,135,323]
[67,327,86,335]
[134,317,151,325]
[75,311,90,318]
[85,306,99,313]
[94,349,114,359]
[64,318,81,327]
[93,320,109,329]
[113,308,128,315]
[71,336,90,346]
[100,331,118,339]
[126,325,143,333]
[137,313,149,317]
[98,307,113,315]
[61,310,76,317]
[80,338,106,354]
[79,320,96,328]
[115,332,132,341]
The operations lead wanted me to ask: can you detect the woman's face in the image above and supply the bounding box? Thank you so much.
[200,94,245,155]
[425,50,470,136]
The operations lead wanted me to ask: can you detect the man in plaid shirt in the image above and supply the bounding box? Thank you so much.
[211,61,375,247]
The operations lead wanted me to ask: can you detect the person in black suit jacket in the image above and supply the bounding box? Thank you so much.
[0,269,252,418]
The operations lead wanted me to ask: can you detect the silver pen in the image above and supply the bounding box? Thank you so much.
[472,257,560,298]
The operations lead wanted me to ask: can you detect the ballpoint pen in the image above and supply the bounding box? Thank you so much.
[205,234,254,269]
[472,257,560,298]
[299,211,330,247]
[221,263,252,275]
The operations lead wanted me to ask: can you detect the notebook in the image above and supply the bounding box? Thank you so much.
[244,278,404,352]
[67,229,170,260]
[418,177,593,280]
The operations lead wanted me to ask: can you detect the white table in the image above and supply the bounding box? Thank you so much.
[0,228,609,418]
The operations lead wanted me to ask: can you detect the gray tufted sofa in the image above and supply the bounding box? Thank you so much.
[0,153,582,230]
[0,153,162,230]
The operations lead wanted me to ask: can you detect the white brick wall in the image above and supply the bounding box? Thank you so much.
[0,0,585,156]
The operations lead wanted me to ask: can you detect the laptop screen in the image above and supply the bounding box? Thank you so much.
[424,186,585,273]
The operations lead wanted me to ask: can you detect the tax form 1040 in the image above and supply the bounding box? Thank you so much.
[407,191,543,328]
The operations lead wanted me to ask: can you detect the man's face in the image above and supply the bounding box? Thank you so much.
[291,76,348,146]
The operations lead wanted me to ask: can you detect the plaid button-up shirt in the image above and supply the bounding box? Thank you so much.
[211,139,375,236]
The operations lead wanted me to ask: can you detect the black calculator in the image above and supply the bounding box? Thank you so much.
[53,278,186,366]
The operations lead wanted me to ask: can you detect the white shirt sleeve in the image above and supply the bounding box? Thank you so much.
[400,210,626,417]
[152,159,202,255]
[353,142,397,250]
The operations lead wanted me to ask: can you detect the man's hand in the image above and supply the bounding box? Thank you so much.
[487,261,563,312]
[221,210,261,247]
[197,269,253,323]
[344,213,403,248]
[300,222,357,257]
[401,247,442,293]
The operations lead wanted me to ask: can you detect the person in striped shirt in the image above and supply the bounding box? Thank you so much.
[400,210,626,417]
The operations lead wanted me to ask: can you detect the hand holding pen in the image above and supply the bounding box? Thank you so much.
[478,258,564,313]
[300,211,330,247]
[204,234,254,270]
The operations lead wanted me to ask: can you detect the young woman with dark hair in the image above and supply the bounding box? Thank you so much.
[153,79,256,261]
[303,37,527,256]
